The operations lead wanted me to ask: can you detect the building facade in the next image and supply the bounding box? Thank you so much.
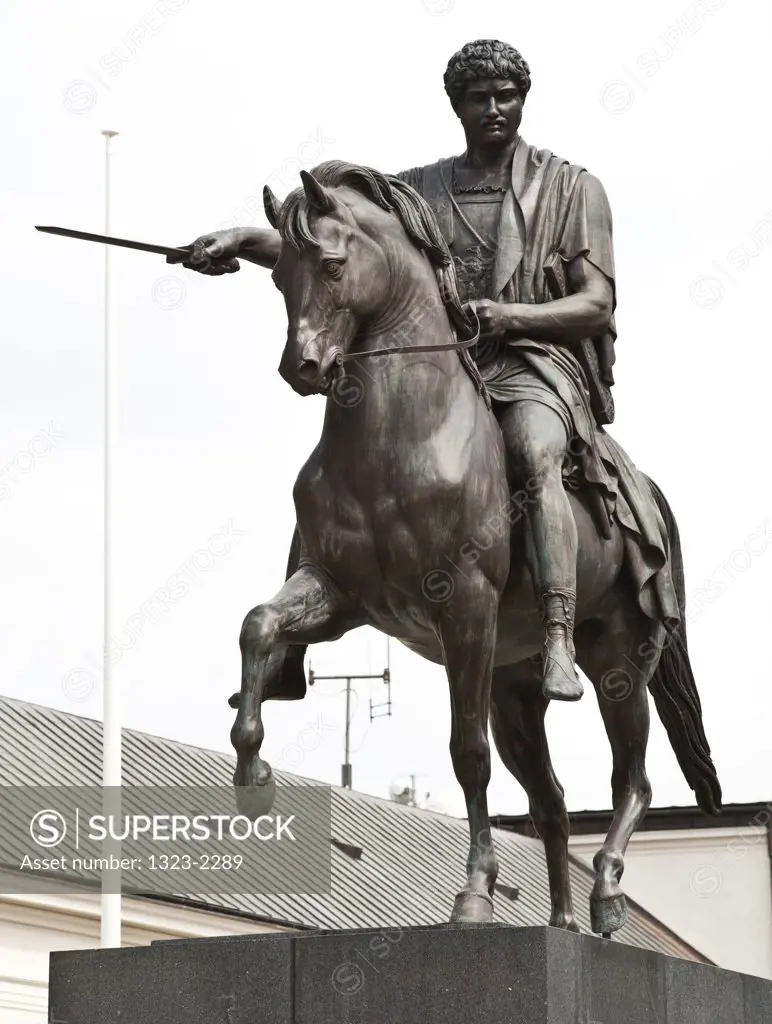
[0,888,285,1024]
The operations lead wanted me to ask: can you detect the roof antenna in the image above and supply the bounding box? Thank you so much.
[308,635,392,790]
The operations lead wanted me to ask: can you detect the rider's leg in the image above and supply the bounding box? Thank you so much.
[496,400,583,701]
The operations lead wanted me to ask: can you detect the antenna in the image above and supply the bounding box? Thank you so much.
[369,636,392,724]
[308,636,392,790]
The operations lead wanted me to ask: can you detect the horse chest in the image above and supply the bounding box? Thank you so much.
[295,461,434,597]
[294,406,509,621]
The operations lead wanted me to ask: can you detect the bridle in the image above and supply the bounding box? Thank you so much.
[334,309,482,366]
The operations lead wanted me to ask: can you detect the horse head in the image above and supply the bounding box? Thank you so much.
[267,168,396,397]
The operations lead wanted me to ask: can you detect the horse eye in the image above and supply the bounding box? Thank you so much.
[323,260,343,276]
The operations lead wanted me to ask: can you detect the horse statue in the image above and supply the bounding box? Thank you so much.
[229,161,721,936]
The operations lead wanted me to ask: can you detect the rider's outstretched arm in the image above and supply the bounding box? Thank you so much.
[234,228,281,269]
[168,226,281,275]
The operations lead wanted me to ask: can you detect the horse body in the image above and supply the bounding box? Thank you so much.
[231,163,721,937]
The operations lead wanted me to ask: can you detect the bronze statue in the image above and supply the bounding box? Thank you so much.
[172,40,721,935]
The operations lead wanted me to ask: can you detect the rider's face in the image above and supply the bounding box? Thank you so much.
[456,78,523,149]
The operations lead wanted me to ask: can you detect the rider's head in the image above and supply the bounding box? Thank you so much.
[444,40,530,149]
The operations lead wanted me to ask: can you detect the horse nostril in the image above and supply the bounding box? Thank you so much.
[298,358,319,382]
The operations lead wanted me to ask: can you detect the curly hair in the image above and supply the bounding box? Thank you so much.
[444,39,531,110]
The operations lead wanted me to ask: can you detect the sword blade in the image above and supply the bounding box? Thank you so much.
[35,226,193,261]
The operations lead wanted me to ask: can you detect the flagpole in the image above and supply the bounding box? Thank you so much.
[101,128,122,949]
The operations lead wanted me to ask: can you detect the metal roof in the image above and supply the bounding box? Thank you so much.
[0,695,710,962]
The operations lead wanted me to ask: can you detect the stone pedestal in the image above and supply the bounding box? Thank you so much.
[49,924,772,1023]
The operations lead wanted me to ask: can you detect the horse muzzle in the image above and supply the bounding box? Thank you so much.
[280,339,343,396]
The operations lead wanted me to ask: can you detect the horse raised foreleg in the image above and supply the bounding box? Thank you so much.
[576,605,660,936]
[232,565,360,817]
[439,585,499,924]
[490,659,578,931]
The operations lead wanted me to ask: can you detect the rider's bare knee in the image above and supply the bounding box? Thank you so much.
[502,403,567,486]
[513,441,564,487]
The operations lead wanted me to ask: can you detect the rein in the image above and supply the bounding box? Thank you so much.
[335,310,481,365]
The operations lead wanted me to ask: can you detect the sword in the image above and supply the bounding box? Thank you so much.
[35,225,194,262]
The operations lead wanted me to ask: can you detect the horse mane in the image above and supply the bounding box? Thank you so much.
[279,159,489,406]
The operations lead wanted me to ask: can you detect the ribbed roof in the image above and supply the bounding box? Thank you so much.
[0,695,709,962]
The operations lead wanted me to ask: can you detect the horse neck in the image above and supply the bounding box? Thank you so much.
[324,250,475,446]
[373,240,453,335]
[364,239,466,380]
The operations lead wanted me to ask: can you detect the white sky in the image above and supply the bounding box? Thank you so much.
[1,0,771,820]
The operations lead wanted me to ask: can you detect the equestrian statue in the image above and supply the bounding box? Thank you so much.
[171,39,721,937]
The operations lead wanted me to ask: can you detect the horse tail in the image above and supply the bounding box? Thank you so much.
[645,475,723,816]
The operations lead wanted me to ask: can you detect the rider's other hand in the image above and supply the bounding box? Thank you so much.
[166,229,242,276]
[468,299,509,338]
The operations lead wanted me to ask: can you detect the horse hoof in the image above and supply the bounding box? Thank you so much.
[233,758,276,818]
[590,888,627,935]
[449,889,494,924]
[550,912,581,933]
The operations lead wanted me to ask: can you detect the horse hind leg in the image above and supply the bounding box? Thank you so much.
[490,659,579,932]
[575,603,661,936]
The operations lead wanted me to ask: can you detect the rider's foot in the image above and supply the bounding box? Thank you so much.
[538,586,583,701]
[542,633,583,701]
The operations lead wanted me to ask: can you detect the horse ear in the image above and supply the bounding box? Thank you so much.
[300,170,335,213]
[263,185,283,229]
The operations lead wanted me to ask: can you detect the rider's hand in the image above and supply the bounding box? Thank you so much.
[467,299,510,339]
[166,229,242,276]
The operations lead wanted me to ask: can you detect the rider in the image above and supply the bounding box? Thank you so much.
[173,39,677,703]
